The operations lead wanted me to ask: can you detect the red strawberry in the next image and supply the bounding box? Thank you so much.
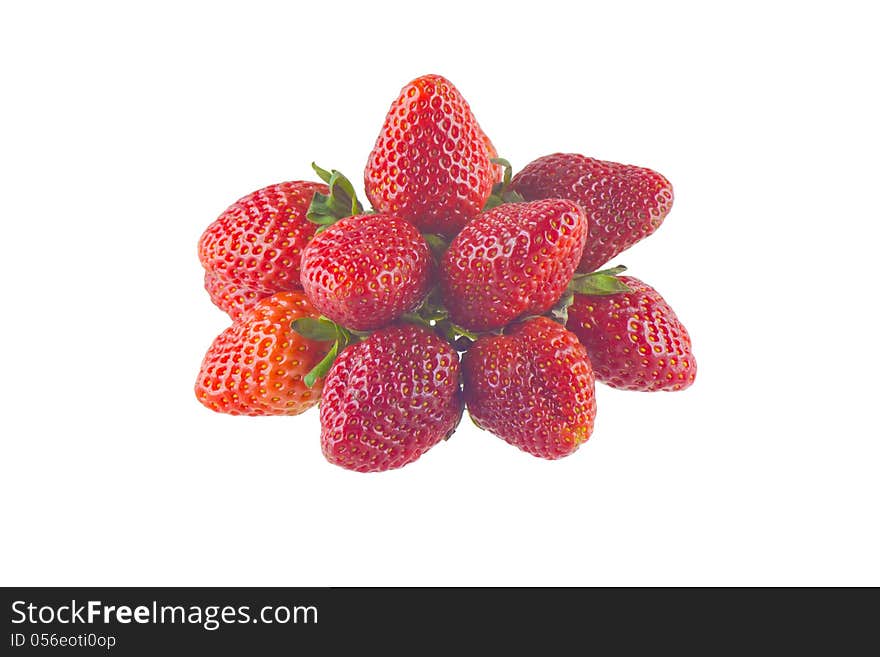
[203,270,260,321]
[439,199,588,331]
[198,180,327,296]
[320,324,463,473]
[364,74,498,236]
[300,213,432,330]
[462,317,596,459]
[195,291,332,416]
[478,125,503,184]
[510,153,674,272]
[567,276,696,391]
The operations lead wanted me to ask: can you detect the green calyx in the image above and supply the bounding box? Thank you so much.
[546,266,632,327]
[291,316,368,388]
[438,320,480,350]
[422,233,451,261]
[483,158,526,210]
[306,163,365,229]
[399,287,480,349]
[567,265,632,295]
[549,289,575,326]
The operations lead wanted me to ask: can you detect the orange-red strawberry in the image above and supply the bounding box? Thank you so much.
[567,276,697,391]
[462,317,596,459]
[195,291,332,416]
[364,74,498,236]
[320,324,463,473]
[203,270,261,321]
[439,199,587,331]
[300,213,432,330]
[510,153,673,272]
[198,180,326,297]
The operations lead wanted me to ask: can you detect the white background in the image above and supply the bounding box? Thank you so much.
[1,1,878,586]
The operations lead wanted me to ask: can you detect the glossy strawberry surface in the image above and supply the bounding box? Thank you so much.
[203,270,261,321]
[567,276,696,391]
[364,74,497,236]
[440,199,587,331]
[510,153,673,272]
[195,291,332,416]
[199,181,326,295]
[300,214,432,331]
[320,324,463,473]
[462,317,596,459]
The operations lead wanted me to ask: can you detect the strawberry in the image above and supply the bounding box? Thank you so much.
[195,291,332,416]
[439,199,588,331]
[300,213,432,330]
[203,270,260,321]
[462,317,596,459]
[567,276,697,391]
[320,324,463,473]
[364,74,498,236]
[198,180,327,297]
[509,153,674,272]
[478,125,504,185]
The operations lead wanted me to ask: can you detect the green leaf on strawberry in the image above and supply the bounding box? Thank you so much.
[423,233,451,260]
[291,316,361,388]
[483,158,525,210]
[549,289,575,325]
[289,317,338,342]
[303,341,340,389]
[306,163,364,227]
[567,265,633,296]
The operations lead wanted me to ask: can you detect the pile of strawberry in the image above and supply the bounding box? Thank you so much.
[195,74,697,473]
